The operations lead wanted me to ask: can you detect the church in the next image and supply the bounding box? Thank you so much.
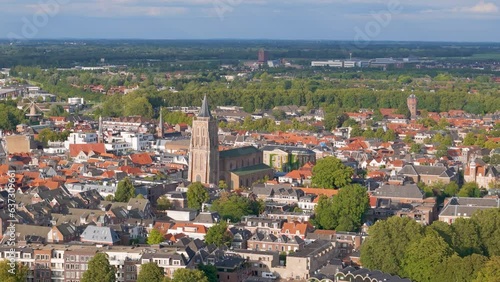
[188,96,273,189]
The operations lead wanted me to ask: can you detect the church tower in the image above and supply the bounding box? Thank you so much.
[157,107,164,138]
[98,116,104,143]
[188,95,219,185]
[407,94,418,119]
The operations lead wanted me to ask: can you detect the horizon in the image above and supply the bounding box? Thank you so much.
[2,0,500,42]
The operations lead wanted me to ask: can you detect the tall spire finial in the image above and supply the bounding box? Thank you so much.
[198,94,212,118]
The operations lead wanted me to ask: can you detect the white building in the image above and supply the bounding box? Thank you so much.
[311,60,344,67]
[68,97,85,105]
[64,132,98,149]
[120,132,155,151]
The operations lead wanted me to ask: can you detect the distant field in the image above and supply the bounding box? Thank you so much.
[470,53,500,59]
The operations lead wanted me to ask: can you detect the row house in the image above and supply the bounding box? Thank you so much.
[247,233,304,253]
[368,181,438,225]
[239,216,285,235]
[398,164,458,185]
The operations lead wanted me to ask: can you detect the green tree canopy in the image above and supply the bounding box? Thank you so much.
[205,221,233,247]
[360,217,424,275]
[170,268,208,282]
[114,177,136,202]
[313,184,369,231]
[124,97,154,118]
[311,156,354,189]
[147,229,164,245]
[458,182,481,198]
[473,256,500,282]
[156,196,172,211]
[137,262,165,282]
[402,232,454,282]
[48,104,66,117]
[81,253,115,282]
[187,182,209,210]
[197,264,218,282]
[450,218,484,257]
[0,260,29,282]
[471,209,500,257]
[210,192,264,222]
[436,254,487,282]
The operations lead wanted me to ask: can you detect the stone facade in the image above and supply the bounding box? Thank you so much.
[188,95,219,185]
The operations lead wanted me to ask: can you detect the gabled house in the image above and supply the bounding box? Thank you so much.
[80,225,120,245]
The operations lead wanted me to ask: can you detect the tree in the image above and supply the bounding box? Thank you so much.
[218,180,228,190]
[105,195,114,201]
[124,97,154,118]
[360,217,424,275]
[187,182,209,210]
[436,254,487,282]
[147,229,164,245]
[114,178,136,202]
[272,109,287,120]
[443,182,459,197]
[334,184,369,231]
[81,253,115,282]
[198,264,218,282]
[450,218,484,257]
[458,182,481,198]
[205,221,233,247]
[410,143,422,154]
[0,260,29,282]
[136,194,145,199]
[171,269,208,282]
[402,232,454,282]
[48,104,66,117]
[382,129,396,142]
[137,262,165,282]
[210,193,264,222]
[349,125,364,137]
[472,209,500,256]
[474,256,500,282]
[311,156,354,189]
[156,196,172,211]
[463,132,476,145]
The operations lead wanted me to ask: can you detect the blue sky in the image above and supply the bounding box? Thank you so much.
[1,0,500,41]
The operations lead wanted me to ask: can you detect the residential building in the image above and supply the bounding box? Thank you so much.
[439,197,500,224]
[262,146,316,172]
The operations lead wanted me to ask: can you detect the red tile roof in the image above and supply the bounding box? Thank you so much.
[130,153,153,166]
[69,143,106,158]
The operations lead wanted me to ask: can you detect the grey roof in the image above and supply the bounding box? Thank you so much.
[399,164,455,177]
[194,212,221,224]
[374,183,424,199]
[80,225,120,244]
[439,197,500,218]
[219,146,260,159]
[56,223,78,237]
[249,233,304,245]
[12,225,51,242]
[198,95,212,118]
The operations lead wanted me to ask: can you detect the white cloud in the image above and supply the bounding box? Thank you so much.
[460,1,499,13]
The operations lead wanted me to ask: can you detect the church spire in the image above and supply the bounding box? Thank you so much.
[198,95,212,118]
[158,107,164,138]
[98,116,103,143]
